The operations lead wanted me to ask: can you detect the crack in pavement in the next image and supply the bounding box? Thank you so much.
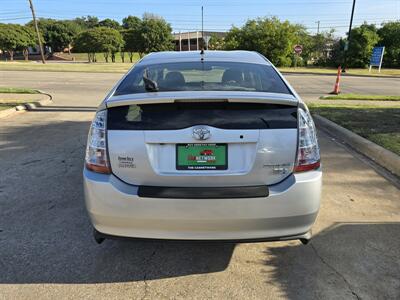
[141,245,159,300]
[20,159,42,166]
[311,244,361,300]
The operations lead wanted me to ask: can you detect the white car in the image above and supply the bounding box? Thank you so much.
[83,50,321,244]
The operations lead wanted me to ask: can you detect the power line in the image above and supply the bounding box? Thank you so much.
[0,16,32,21]
[34,0,356,5]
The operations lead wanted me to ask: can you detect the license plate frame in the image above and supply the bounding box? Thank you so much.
[176,143,228,170]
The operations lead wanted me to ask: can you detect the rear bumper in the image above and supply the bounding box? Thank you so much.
[83,168,322,241]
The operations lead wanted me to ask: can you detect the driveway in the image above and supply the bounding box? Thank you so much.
[0,71,399,299]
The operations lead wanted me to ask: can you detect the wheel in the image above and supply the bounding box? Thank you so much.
[93,228,105,244]
[300,238,310,245]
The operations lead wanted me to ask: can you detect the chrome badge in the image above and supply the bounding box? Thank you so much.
[192,127,211,140]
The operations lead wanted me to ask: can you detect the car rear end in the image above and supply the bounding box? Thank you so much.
[83,51,321,243]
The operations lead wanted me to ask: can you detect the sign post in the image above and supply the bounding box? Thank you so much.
[293,45,302,69]
[369,46,385,73]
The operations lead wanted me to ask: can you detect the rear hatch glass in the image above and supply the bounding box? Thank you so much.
[113,61,292,95]
[107,102,297,130]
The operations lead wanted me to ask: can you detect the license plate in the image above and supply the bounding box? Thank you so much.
[176,143,228,170]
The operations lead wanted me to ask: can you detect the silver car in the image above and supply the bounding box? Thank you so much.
[83,50,321,244]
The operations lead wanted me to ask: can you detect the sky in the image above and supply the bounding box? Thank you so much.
[1,0,399,36]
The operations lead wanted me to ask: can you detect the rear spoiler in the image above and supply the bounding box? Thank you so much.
[103,91,298,109]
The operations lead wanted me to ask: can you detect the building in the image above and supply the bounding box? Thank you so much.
[173,31,226,51]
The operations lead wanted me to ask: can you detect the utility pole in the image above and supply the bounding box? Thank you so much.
[342,0,356,72]
[316,21,320,34]
[201,6,204,49]
[28,0,45,64]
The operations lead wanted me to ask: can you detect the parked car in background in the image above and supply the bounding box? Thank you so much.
[83,50,322,244]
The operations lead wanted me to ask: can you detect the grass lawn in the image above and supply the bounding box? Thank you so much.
[280,67,400,77]
[54,52,141,63]
[320,94,400,101]
[0,87,40,94]
[0,52,140,73]
[309,103,400,155]
[0,61,132,73]
[0,105,14,111]
[0,87,44,110]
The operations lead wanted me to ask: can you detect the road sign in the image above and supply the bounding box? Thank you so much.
[294,45,303,54]
[369,46,385,72]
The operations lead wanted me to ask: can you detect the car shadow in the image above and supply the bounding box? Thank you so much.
[263,222,400,300]
[0,120,235,284]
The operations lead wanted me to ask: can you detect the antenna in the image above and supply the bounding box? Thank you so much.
[201,6,204,50]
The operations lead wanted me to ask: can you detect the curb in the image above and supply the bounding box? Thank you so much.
[0,92,53,119]
[313,114,400,177]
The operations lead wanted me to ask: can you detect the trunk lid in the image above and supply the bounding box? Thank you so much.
[106,92,298,187]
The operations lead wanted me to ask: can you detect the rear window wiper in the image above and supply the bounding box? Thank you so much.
[259,118,270,128]
[143,69,159,92]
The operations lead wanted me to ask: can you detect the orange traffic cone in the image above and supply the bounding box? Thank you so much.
[330,66,342,94]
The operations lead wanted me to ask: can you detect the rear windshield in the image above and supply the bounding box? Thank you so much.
[107,102,297,130]
[114,61,291,95]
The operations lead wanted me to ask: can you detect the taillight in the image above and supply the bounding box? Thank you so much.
[294,108,321,172]
[85,110,111,174]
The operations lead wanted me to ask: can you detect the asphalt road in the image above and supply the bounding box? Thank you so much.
[285,73,400,98]
[0,71,399,299]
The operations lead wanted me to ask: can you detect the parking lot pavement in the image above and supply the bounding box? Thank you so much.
[0,71,399,299]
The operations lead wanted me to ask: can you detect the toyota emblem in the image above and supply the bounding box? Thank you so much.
[192,127,211,140]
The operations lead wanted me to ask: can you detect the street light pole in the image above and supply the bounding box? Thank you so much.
[316,20,320,34]
[342,0,356,72]
[28,0,45,64]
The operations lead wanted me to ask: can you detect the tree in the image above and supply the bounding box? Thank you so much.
[72,16,99,29]
[122,15,141,30]
[142,13,164,21]
[328,38,346,67]
[224,17,305,66]
[122,28,144,61]
[122,16,173,59]
[378,21,400,68]
[98,18,121,30]
[345,23,379,68]
[17,26,37,60]
[304,30,336,66]
[121,16,142,62]
[29,19,82,53]
[73,27,123,62]
[99,27,124,62]
[208,34,225,50]
[294,28,313,67]
[72,29,97,62]
[139,16,174,54]
[0,24,37,61]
